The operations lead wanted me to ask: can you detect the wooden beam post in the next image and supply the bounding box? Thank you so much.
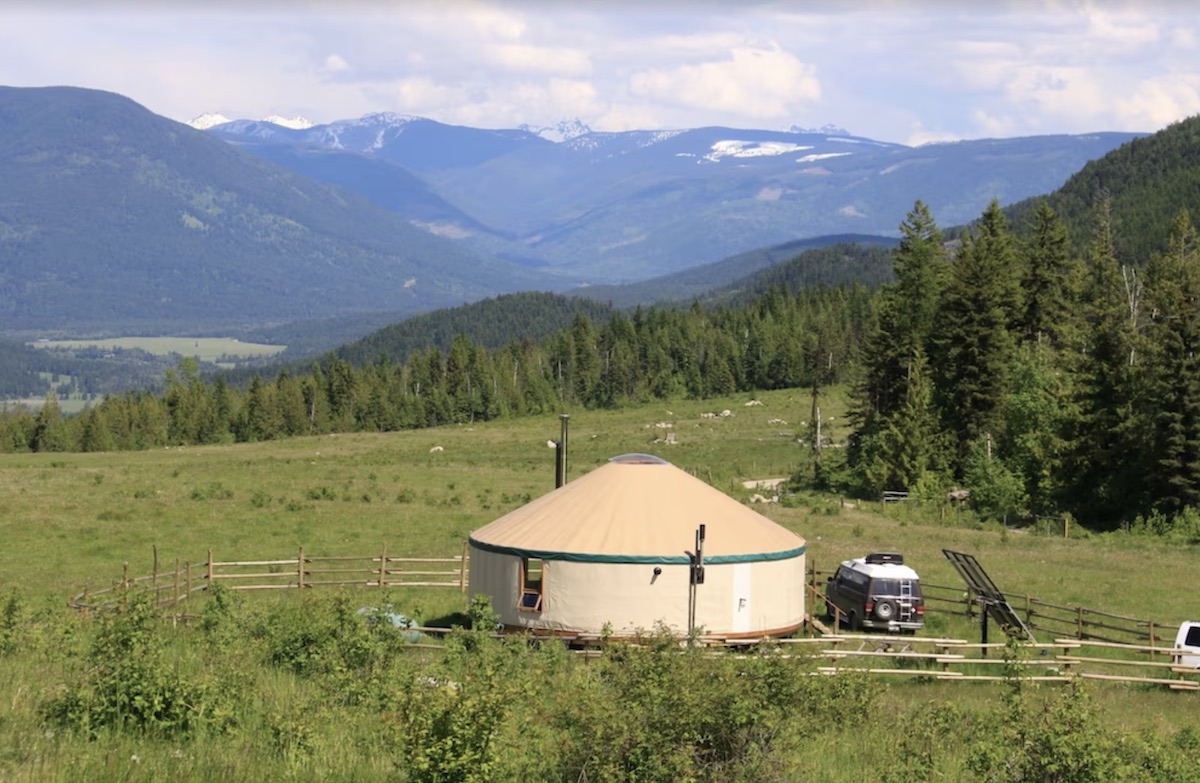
[459,540,469,593]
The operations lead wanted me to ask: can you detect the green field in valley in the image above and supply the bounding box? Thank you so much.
[29,336,286,363]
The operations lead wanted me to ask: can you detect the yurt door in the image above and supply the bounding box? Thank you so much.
[732,563,752,634]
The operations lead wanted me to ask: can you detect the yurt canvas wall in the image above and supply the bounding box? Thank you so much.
[468,454,806,638]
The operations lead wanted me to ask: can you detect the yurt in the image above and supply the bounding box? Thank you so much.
[468,453,806,639]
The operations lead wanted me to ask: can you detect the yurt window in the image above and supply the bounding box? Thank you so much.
[519,558,544,612]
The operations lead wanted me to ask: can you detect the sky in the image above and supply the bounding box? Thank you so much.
[4,0,1199,145]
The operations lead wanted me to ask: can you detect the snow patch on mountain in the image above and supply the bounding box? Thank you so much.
[796,152,853,163]
[349,111,422,127]
[519,118,592,142]
[702,140,812,163]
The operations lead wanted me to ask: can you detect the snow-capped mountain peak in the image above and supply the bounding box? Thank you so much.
[262,114,315,130]
[518,118,593,143]
[187,112,313,130]
[187,112,232,130]
[349,112,422,128]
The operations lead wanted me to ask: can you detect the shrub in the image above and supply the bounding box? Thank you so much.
[41,596,236,738]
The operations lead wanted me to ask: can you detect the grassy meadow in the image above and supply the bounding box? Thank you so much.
[29,337,286,363]
[2,387,1200,781]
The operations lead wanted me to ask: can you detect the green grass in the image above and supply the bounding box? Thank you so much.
[0,385,1195,629]
[2,387,1199,782]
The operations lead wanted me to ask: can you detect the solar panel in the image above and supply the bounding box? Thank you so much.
[943,549,1035,641]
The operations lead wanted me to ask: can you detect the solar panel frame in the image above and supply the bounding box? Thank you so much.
[943,549,1036,641]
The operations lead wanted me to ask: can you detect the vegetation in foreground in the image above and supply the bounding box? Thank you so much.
[2,588,1199,783]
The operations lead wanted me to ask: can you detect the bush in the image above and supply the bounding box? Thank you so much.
[41,597,236,738]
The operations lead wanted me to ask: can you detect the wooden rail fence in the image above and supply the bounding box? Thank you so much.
[69,544,469,613]
[383,625,1200,692]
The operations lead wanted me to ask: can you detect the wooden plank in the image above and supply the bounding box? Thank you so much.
[227,584,298,590]
[1078,672,1200,687]
[817,650,945,660]
[210,559,300,567]
[1058,655,1184,670]
[1054,638,1176,655]
[211,572,298,580]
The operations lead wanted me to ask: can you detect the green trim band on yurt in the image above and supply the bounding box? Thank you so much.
[467,538,807,566]
[468,453,807,639]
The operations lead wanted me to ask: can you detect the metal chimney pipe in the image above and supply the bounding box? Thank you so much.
[556,414,570,488]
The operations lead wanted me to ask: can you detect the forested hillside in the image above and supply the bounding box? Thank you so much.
[1005,113,1200,264]
[0,86,547,333]
[573,234,898,307]
[7,185,1200,535]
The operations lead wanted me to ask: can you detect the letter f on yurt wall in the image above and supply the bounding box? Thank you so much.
[467,453,807,640]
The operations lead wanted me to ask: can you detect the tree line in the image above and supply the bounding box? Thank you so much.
[0,283,872,451]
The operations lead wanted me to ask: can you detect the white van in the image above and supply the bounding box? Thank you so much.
[1174,621,1200,668]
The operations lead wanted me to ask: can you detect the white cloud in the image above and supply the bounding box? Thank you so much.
[323,54,349,73]
[1115,75,1200,131]
[488,44,591,76]
[1,1,1197,141]
[629,45,820,121]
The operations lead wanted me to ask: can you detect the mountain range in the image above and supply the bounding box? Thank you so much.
[204,109,1142,282]
[0,84,1147,337]
[0,86,545,336]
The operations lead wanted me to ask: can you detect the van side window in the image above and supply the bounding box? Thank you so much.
[1185,626,1200,646]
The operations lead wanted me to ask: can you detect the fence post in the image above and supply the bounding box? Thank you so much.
[298,546,305,589]
[152,544,159,597]
[207,549,214,585]
[379,543,387,588]
[185,561,191,602]
[459,539,469,593]
[173,558,180,607]
[1076,606,1084,639]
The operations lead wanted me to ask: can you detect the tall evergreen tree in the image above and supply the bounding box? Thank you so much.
[1020,200,1080,347]
[850,201,948,492]
[930,201,1022,472]
[1061,196,1146,527]
[1141,210,1200,515]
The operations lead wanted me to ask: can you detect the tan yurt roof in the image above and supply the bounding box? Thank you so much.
[469,454,806,564]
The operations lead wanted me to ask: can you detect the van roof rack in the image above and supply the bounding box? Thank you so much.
[865,552,904,565]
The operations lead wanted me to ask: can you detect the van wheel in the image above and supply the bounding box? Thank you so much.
[875,600,897,621]
[849,612,861,632]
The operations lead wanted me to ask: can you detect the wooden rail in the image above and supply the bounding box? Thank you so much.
[70,544,469,612]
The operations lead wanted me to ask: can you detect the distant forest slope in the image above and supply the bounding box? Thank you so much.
[329,291,615,366]
[218,291,617,385]
[702,243,897,308]
[575,234,899,307]
[1005,113,1200,264]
